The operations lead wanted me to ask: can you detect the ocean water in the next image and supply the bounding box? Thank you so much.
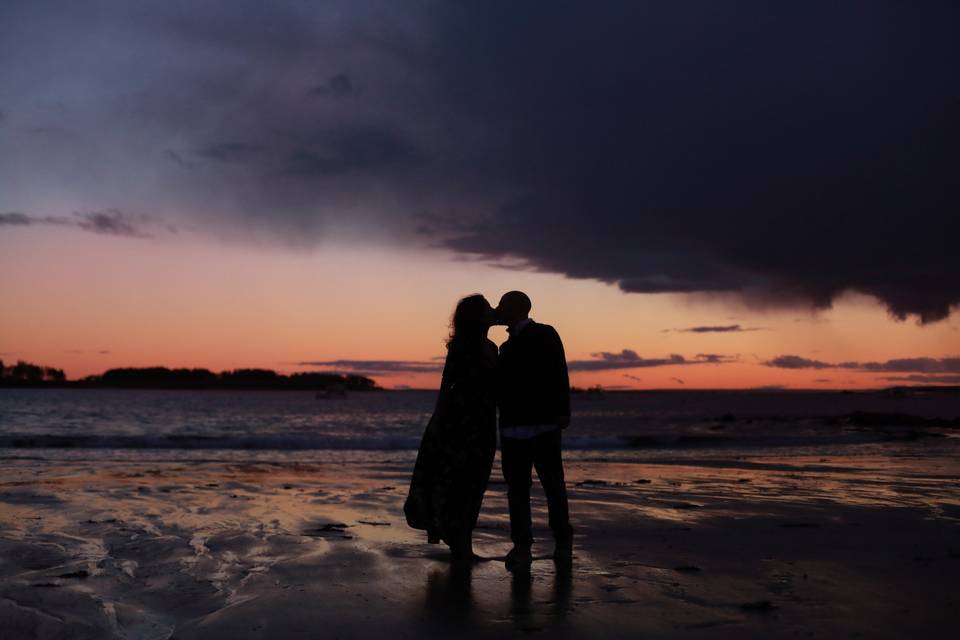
[1,388,958,464]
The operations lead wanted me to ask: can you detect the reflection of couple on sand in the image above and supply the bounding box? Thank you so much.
[405,291,574,570]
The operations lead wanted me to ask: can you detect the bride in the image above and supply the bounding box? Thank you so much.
[404,294,498,563]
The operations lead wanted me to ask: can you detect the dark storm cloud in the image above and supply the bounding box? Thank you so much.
[164,149,191,169]
[765,355,960,373]
[0,210,171,238]
[0,212,31,225]
[1,2,957,322]
[308,74,353,98]
[75,210,154,238]
[567,350,734,371]
[196,143,266,164]
[283,126,418,177]
[297,360,443,376]
[423,3,960,323]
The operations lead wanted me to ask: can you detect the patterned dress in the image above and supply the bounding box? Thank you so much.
[404,339,498,544]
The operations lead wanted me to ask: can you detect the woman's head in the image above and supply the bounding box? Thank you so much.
[447,294,494,349]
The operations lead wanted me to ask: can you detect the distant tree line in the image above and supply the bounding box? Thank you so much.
[0,360,66,383]
[0,360,378,391]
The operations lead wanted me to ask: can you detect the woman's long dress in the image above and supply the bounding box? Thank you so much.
[404,340,497,543]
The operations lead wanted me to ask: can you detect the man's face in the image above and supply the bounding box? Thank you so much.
[495,296,518,326]
[491,303,506,326]
[481,299,498,326]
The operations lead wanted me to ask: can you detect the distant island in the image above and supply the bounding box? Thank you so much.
[0,359,378,391]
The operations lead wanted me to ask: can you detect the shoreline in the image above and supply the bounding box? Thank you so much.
[3,385,959,393]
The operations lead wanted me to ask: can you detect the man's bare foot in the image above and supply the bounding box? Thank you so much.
[504,545,533,571]
[451,552,485,567]
[553,537,573,563]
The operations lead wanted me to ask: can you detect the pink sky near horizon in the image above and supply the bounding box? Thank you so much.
[2,225,958,390]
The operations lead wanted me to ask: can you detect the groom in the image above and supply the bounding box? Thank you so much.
[494,291,574,570]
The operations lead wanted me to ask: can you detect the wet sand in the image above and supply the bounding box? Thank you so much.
[1,447,958,639]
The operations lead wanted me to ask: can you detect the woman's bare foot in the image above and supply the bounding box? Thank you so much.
[447,531,475,564]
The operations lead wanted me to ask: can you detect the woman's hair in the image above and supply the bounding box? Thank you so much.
[447,294,489,351]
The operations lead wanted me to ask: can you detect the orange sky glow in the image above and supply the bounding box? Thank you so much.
[2,226,957,390]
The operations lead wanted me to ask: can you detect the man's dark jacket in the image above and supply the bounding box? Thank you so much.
[497,321,571,429]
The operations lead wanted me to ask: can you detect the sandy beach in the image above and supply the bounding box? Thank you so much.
[2,441,958,639]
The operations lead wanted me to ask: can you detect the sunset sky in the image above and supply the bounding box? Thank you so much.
[2,2,957,389]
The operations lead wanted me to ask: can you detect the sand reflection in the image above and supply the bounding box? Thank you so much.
[1,443,958,637]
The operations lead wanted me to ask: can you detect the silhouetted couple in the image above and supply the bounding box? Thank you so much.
[405,291,574,570]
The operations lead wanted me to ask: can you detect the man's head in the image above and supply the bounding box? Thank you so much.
[495,291,532,327]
